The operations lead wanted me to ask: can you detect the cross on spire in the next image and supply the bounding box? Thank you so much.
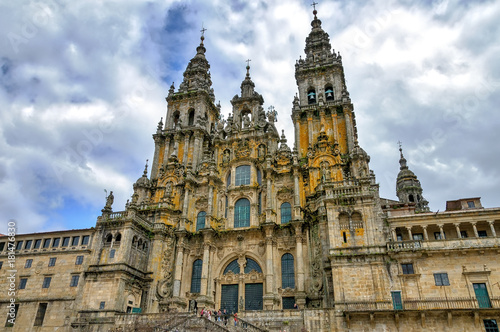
[246,59,251,67]
[245,59,251,77]
[311,1,318,10]
[200,24,207,37]
[397,140,403,150]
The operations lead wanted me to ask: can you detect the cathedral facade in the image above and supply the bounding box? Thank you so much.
[1,9,500,332]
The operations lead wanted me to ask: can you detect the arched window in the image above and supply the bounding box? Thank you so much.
[307,89,316,104]
[190,259,202,293]
[132,236,138,248]
[281,202,292,224]
[325,85,334,101]
[173,111,180,129]
[281,254,295,289]
[244,258,262,273]
[258,192,262,215]
[188,109,195,126]
[105,234,112,243]
[234,198,250,228]
[409,194,415,202]
[224,259,240,274]
[223,258,262,275]
[196,211,206,232]
[235,165,251,186]
[115,233,121,242]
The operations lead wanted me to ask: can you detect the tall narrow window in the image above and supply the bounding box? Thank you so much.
[19,278,27,289]
[71,236,80,246]
[281,202,292,224]
[190,259,202,293]
[34,303,48,326]
[70,275,80,287]
[196,211,206,232]
[62,237,70,247]
[234,198,250,228]
[188,109,195,126]
[15,241,23,250]
[257,169,262,186]
[235,165,251,186]
[258,192,262,215]
[75,256,84,265]
[24,240,32,249]
[52,238,60,247]
[82,235,90,245]
[43,239,50,248]
[42,277,51,288]
[225,196,228,218]
[48,258,56,267]
[34,239,42,249]
[109,249,115,258]
[281,254,295,289]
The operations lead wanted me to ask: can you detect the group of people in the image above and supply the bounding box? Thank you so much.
[200,308,238,326]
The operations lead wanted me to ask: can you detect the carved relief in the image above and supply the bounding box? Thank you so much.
[156,236,176,299]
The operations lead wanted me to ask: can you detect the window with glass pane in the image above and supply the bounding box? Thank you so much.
[70,275,79,287]
[43,239,50,248]
[82,235,90,245]
[401,263,414,274]
[42,277,51,288]
[257,169,262,185]
[190,259,202,293]
[71,236,80,246]
[19,278,27,289]
[52,238,60,247]
[281,254,295,289]
[48,258,56,267]
[196,211,206,232]
[75,256,84,265]
[34,239,41,249]
[24,240,32,249]
[434,273,449,286]
[281,202,292,224]
[235,165,251,186]
[62,237,70,247]
[25,259,33,268]
[234,198,250,228]
[16,241,23,250]
[224,259,240,274]
[244,258,262,273]
[226,171,231,188]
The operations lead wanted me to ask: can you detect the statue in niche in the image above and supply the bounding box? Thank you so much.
[320,161,329,183]
[164,181,173,200]
[242,113,251,128]
[258,144,266,158]
[222,150,231,163]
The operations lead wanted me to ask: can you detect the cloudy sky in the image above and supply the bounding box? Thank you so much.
[1,0,499,234]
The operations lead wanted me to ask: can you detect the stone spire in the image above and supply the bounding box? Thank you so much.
[240,59,256,98]
[396,143,429,212]
[178,30,214,98]
[303,6,334,65]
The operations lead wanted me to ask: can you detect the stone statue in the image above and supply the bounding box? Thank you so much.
[242,114,251,128]
[105,191,114,209]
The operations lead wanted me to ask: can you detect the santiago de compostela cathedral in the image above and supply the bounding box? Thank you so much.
[1,7,500,332]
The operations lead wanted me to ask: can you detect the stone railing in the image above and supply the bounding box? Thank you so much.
[387,240,422,251]
[108,211,126,219]
[388,237,500,252]
[338,296,500,312]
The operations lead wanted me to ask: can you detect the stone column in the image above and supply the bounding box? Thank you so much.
[266,166,273,222]
[454,223,462,238]
[294,223,305,294]
[391,228,397,242]
[183,132,190,166]
[406,226,413,240]
[293,168,301,220]
[151,135,163,180]
[422,225,429,241]
[173,133,180,158]
[344,111,354,152]
[438,224,445,240]
[173,233,186,297]
[207,184,214,221]
[192,132,203,171]
[200,233,211,296]
[307,116,313,145]
[262,225,275,309]
[488,221,497,237]
[471,222,479,238]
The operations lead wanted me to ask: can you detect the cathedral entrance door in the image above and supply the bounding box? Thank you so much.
[245,283,263,310]
[221,284,239,314]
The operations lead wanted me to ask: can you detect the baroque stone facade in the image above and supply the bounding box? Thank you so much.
[1,9,500,332]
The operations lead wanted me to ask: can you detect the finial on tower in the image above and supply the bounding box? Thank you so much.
[200,23,207,44]
[398,140,403,157]
[246,59,251,77]
[397,141,407,170]
[311,1,318,18]
[143,159,149,176]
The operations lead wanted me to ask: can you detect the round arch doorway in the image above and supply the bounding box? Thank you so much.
[217,257,265,314]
